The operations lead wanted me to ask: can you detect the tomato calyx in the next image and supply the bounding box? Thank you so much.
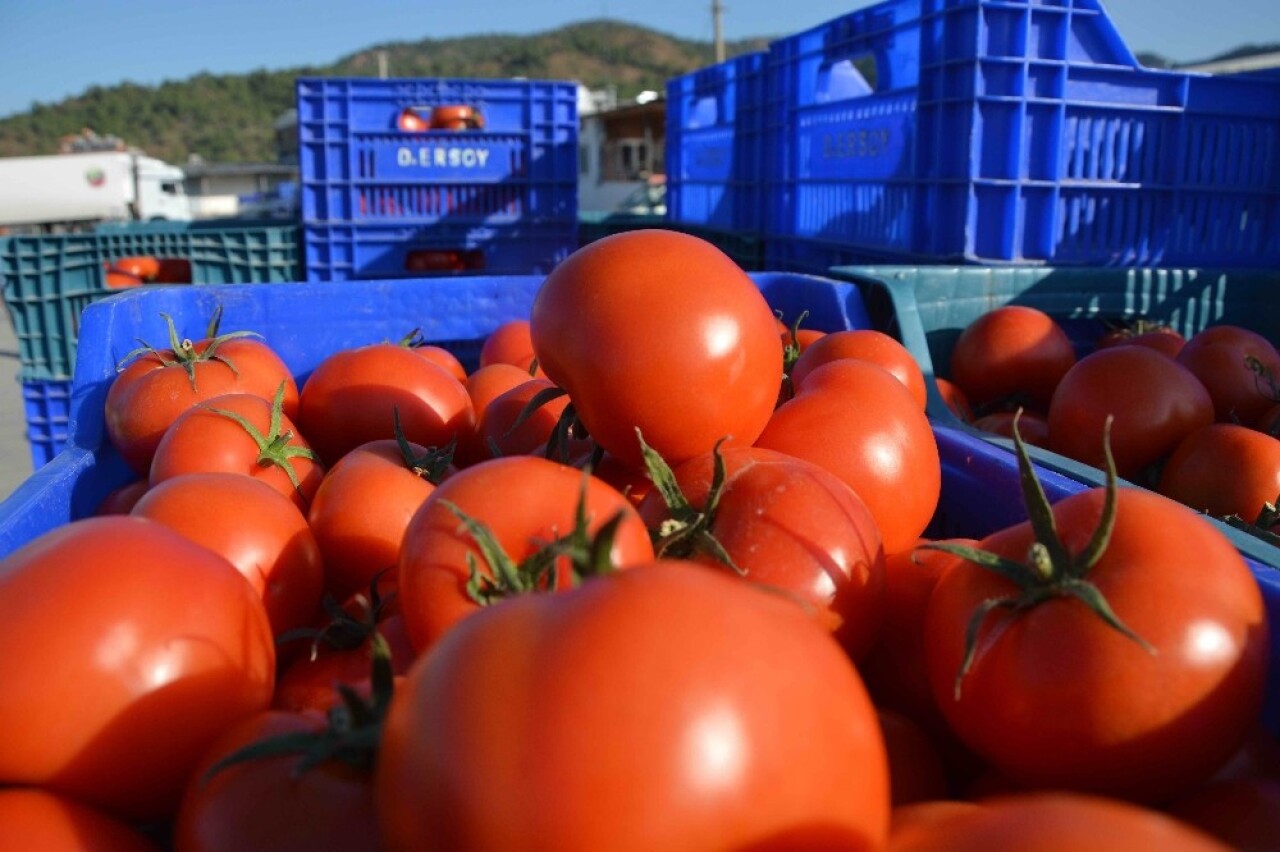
[506,384,598,465]
[779,309,811,376]
[636,429,743,575]
[1246,356,1280,409]
[277,572,396,661]
[205,381,319,493]
[204,632,394,782]
[115,307,262,392]
[920,414,1155,699]
[393,408,453,483]
[443,475,628,606]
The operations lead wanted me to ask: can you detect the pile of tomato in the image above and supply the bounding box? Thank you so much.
[944,303,1280,539]
[0,230,1276,850]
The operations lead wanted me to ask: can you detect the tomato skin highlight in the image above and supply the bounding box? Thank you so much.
[0,516,276,821]
[924,488,1269,803]
[529,229,784,472]
[376,559,890,852]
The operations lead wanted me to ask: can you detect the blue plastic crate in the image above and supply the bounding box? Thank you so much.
[765,0,1280,267]
[20,379,72,470]
[666,52,768,233]
[296,77,578,228]
[303,221,578,281]
[0,222,301,382]
[831,264,1280,572]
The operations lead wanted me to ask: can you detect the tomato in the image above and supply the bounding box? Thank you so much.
[529,230,783,472]
[1166,777,1280,851]
[132,472,325,639]
[430,104,484,130]
[459,362,542,466]
[0,516,275,820]
[924,486,1268,802]
[307,438,447,601]
[637,445,885,660]
[1100,327,1187,359]
[275,611,417,715]
[1158,423,1280,522]
[96,478,149,515]
[297,342,474,467]
[174,710,382,852]
[791,329,927,410]
[148,390,325,513]
[949,305,1076,412]
[396,107,430,133]
[889,792,1229,851]
[972,410,1050,448]
[412,344,467,382]
[877,708,949,807]
[478,318,541,375]
[154,258,193,283]
[889,801,985,850]
[105,270,144,289]
[376,559,890,851]
[0,788,161,851]
[1177,325,1280,426]
[935,377,974,422]
[589,451,655,508]
[105,322,298,476]
[1047,345,1214,480]
[755,359,941,555]
[110,255,162,281]
[396,455,655,654]
[476,377,593,463]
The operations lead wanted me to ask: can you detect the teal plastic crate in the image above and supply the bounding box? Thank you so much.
[831,264,1280,570]
[1,221,301,382]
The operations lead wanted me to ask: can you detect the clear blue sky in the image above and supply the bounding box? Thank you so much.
[1,0,1276,119]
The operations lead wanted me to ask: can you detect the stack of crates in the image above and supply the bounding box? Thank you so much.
[0,220,301,468]
[296,77,580,281]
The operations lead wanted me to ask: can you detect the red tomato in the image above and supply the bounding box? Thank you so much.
[877,708,949,807]
[174,710,382,852]
[1100,326,1187,359]
[148,391,325,513]
[1177,325,1280,426]
[132,472,325,638]
[935,377,974,422]
[376,560,890,851]
[889,801,985,851]
[95,478,148,515]
[1166,777,1280,851]
[791,329,927,410]
[889,792,1228,851]
[274,612,417,715]
[297,342,474,467]
[396,455,655,654]
[430,104,483,130]
[153,258,193,283]
[0,788,160,851]
[307,437,446,601]
[105,270,144,289]
[478,318,541,374]
[1047,345,1214,480]
[459,362,542,466]
[110,255,162,281]
[950,305,1076,411]
[1158,423,1280,522]
[589,451,655,508]
[0,516,275,820]
[530,230,783,472]
[972,410,1051,448]
[637,446,886,660]
[105,325,298,476]
[412,344,467,382]
[396,107,430,133]
[924,487,1268,802]
[475,377,591,463]
[755,359,941,555]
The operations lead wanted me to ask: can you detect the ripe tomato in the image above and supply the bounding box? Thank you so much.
[459,362,542,466]
[297,342,474,467]
[110,255,162,281]
[396,107,430,133]
[105,324,298,476]
[132,472,325,638]
[0,516,275,820]
[949,305,1076,411]
[396,455,655,654]
[877,708,949,807]
[972,410,1051,448]
[274,611,416,715]
[105,270,144,289]
[1098,326,1187,359]
[148,390,325,513]
[637,445,886,660]
[790,329,927,410]
[1177,325,1280,426]
[755,359,941,555]
[307,437,448,601]
[96,478,149,515]
[1047,345,1214,480]
[935,377,974,422]
[475,377,592,463]
[1158,423,1280,522]
[430,104,483,130]
[174,710,382,852]
[412,344,467,382]
[478,318,541,375]
[0,788,160,851]
[376,560,890,851]
[889,792,1229,851]
[924,487,1268,802]
[1166,777,1280,851]
[529,230,783,472]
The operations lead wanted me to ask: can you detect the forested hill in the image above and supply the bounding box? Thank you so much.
[0,21,769,163]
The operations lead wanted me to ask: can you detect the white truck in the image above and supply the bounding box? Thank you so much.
[0,151,193,232]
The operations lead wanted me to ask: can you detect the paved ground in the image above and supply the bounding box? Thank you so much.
[0,304,35,502]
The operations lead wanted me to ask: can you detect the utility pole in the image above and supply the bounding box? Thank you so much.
[377,50,389,79]
[712,0,726,62]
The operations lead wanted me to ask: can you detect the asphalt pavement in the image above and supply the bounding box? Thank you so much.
[0,303,35,502]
